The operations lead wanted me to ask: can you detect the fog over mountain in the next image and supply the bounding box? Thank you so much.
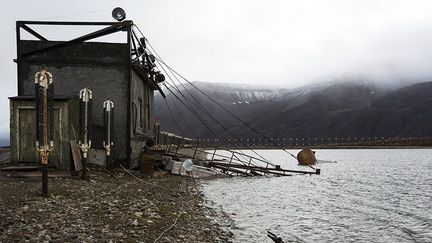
[2,1,432,142]
[155,80,432,140]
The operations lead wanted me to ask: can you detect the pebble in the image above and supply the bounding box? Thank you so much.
[162,237,172,242]
[131,219,139,226]
[0,171,233,242]
[203,227,211,233]
[38,230,47,237]
[45,235,52,241]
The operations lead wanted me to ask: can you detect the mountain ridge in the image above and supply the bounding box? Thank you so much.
[155,80,432,139]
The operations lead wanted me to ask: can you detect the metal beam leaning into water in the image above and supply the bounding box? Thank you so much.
[197,146,276,168]
[163,145,319,176]
[208,161,320,176]
[210,164,257,176]
[165,144,272,168]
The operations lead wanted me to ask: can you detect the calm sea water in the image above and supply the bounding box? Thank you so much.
[201,149,432,243]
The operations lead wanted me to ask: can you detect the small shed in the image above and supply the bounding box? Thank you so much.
[9,20,165,169]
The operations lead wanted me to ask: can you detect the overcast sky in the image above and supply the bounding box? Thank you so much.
[1,0,432,139]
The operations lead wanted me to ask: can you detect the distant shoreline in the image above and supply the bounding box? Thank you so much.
[200,145,432,150]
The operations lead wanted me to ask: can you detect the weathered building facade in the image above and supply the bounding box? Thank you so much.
[10,20,164,169]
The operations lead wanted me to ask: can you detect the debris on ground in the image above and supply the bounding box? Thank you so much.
[0,169,233,242]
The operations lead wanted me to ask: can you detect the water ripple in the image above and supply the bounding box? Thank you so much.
[202,149,432,243]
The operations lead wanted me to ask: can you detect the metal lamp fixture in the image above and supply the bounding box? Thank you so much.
[112,7,126,21]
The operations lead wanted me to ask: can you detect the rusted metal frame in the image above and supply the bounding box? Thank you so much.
[247,157,253,174]
[17,21,118,26]
[129,30,140,63]
[192,142,199,159]
[201,151,250,166]
[22,21,132,58]
[232,153,243,163]
[146,66,166,98]
[16,22,21,95]
[232,150,272,167]
[130,65,166,98]
[229,153,234,165]
[210,148,217,163]
[131,29,165,97]
[211,162,287,176]
[210,164,253,176]
[130,29,142,48]
[126,26,132,166]
[248,157,253,166]
[165,150,207,165]
[130,29,146,62]
[210,161,318,175]
[20,24,48,41]
[212,145,272,165]
[194,145,272,168]
[174,140,180,156]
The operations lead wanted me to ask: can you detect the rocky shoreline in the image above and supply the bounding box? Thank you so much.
[0,169,233,242]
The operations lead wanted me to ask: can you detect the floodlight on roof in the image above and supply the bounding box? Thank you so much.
[112,7,126,21]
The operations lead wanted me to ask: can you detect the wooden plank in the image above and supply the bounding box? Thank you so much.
[70,140,82,171]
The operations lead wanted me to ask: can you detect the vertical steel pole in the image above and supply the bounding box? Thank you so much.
[192,142,199,159]
[79,87,92,179]
[35,67,53,197]
[103,99,114,170]
[42,87,48,197]
[211,148,217,163]
[16,22,21,95]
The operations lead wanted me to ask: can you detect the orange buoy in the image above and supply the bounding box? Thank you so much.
[297,149,317,165]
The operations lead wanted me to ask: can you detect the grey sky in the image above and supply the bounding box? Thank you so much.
[1,0,432,138]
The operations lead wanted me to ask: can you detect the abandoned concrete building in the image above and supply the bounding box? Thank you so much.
[9,20,166,170]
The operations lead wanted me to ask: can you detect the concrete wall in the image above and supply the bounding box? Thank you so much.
[17,40,130,162]
[129,70,155,167]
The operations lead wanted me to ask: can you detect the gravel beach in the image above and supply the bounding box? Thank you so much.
[0,169,233,242]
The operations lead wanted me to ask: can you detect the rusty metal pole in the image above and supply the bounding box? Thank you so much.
[35,67,54,197]
[192,142,199,159]
[211,148,217,163]
[41,165,48,196]
[79,87,92,180]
